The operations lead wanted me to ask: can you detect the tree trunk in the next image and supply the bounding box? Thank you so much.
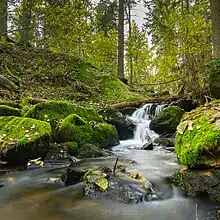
[20,0,33,43]
[117,0,124,78]
[210,0,220,58]
[0,0,7,36]
[128,4,133,83]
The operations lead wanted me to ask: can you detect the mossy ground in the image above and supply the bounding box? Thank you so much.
[175,101,220,167]
[0,44,143,103]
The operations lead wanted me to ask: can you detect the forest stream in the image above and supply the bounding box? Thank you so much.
[0,104,219,220]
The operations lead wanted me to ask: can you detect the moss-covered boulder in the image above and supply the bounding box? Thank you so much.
[24,101,103,129]
[0,116,52,165]
[149,106,184,134]
[175,101,220,168]
[99,108,135,140]
[0,105,20,116]
[56,114,119,148]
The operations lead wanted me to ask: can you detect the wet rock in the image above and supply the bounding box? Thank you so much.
[118,107,137,116]
[141,142,154,150]
[170,99,197,112]
[172,169,220,203]
[153,136,175,147]
[83,166,157,204]
[99,108,135,140]
[62,167,85,186]
[150,106,184,134]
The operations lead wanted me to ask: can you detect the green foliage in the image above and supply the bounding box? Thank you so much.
[0,105,20,116]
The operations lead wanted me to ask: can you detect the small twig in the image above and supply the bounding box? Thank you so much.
[113,157,119,175]
[195,203,198,220]
[0,26,34,38]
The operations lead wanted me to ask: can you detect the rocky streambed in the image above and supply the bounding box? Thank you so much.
[0,99,220,219]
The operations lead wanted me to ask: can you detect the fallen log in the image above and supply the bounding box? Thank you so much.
[111,97,177,109]
[0,74,18,91]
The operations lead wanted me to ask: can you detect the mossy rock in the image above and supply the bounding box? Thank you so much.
[175,101,220,168]
[56,114,119,148]
[65,142,102,158]
[149,106,184,134]
[0,105,20,116]
[24,101,103,129]
[0,116,52,165]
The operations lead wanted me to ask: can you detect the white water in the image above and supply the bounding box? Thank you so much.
[114,103,165,151]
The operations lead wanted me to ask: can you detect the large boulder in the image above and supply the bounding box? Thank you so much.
[56,114,119,148]
[99,108,135,140]
[175,101,220,168]
[0,116,52,165]
[172,169,220,203]
[24,101,103,129]
[150,106,184,134]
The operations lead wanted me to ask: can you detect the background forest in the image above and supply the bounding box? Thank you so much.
[1,0,220,101]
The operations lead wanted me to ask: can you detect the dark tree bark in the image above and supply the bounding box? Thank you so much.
[210,0,220,58]
[0,0,7,36]
[20,0,33,43]
[117,0,125,78]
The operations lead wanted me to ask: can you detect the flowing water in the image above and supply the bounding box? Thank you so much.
[0,104,218,220]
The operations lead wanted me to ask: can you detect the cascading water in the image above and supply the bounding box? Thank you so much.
[113,103,166,151]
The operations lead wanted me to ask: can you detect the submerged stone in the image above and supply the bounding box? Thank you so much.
[0,116,52,165]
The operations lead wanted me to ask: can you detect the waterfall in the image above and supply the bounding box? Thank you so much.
[129,103,165,144]
[113,103,166,151]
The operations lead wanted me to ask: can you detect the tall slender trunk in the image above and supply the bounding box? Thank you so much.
[117,0,124,78]
[20,0,33,43]
[128,4,133,83]
[210,0,220,58]
[0,0,7,37]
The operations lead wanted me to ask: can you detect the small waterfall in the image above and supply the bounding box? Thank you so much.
[113,103,166,151]
[129,103,165,144]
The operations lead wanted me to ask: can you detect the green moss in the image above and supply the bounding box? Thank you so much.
[176,116,220,166]
[56,114,92,144]
[56,113,119,148]
[98,75,141,101]
[0,99,20,108]
[0,116,52,165]
[92,122,119,148]
[150,106,184,134]
[175,101,220,167]
[171,170,184,188]
[24,101,103,129]
[0,105,20,116]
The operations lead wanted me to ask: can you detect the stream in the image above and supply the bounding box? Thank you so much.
[0,104,218,220]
